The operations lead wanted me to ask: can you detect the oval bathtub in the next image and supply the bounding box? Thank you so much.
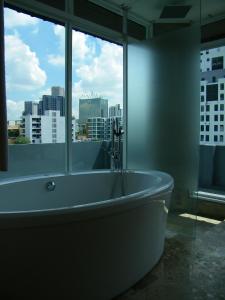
[0,170,173,300]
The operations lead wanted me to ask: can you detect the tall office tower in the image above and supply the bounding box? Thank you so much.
[79,98,108,124]
[23,101,39,115]
[51,86,65,97]
[109,104,122,118]
[39,95,65,116]
[200,46,225,145]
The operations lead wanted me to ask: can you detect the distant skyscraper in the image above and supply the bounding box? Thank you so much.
[79,98,108,124]
[109,104,122,118]
[23,101,39,115]
[51,86,65,97]
[39,95,65,116]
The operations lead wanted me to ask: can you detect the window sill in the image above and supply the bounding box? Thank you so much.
[192,190,225,204]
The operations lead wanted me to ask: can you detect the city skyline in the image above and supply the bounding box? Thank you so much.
[17,87,123,144]
[4,7,123,121]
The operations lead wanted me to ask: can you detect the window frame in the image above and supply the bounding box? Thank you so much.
[4,0,129,172]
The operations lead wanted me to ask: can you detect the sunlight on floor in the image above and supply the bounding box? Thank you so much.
[179,213,222,224]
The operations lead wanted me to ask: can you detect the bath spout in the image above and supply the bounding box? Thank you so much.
[46,181,56,192]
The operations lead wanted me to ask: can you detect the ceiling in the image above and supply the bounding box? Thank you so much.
[90,0,225,25]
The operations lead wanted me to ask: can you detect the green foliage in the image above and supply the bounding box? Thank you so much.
[15,136,30,144]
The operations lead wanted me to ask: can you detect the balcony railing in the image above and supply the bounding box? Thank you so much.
[199,145,225,193]
[0,141,111,179]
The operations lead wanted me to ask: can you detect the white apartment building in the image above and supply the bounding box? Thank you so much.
[87,116,123,141]
[22,110,65,144]
[200,47,225,145]
[87,117,106,140]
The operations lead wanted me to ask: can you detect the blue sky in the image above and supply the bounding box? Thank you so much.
[4,7,123,120]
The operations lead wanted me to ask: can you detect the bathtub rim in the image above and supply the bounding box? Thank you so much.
[0,170,174,228]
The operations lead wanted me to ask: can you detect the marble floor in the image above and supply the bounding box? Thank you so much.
[115,214,225,300]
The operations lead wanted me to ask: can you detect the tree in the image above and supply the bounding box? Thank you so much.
[15,136,30,144]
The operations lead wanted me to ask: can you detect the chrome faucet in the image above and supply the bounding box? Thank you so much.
[111,118,124,171]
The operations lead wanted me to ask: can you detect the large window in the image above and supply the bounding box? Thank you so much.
[2,6,123,178]
[200,46,225,146]
[4,7,66,176]
[199,45,225,191]
[72,30,123,171]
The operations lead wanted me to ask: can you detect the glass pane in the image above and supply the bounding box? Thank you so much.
[199,45,225,195]
[72,30,123,171]
[127,2,201,237]
[2,7,65,179]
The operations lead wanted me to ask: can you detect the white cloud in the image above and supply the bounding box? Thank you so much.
[39,87,51,97]
[72,30,90,60]
[73,41,123,117]
[48,26,90,67]
[5,34,47,91]
[47,54,65,66]
[4,8,39,29]
[7,100,24,120]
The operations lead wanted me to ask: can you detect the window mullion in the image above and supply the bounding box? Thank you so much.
[65,16,73,174]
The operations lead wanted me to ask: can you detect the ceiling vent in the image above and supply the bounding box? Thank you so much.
[160,5,191,18]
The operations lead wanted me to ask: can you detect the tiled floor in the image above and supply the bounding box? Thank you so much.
[115,214,225,300]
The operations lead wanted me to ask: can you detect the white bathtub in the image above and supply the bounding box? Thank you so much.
[0,170,173,300]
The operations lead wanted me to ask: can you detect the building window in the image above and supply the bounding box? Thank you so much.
[201,125,204,131]
[206,135,209,141]
[214,115,218,121]
[201,115,204,121]
[201,106,204,112]
[214,125,218,131]
[220,135,224,142]
[212,76,216,82]
[206,125,209,131]
[206,115,210,121]
[201,95,204,102]
[201,85,204,92]
[220,104,224,110]
[206,105,210,112]
[214,135,218,142]
[220,125,224,131]
[214,104,218,111]
[220,94,224,100]
[220,83,224,90]
[212,56,224,70]
[200,135,204,141]
[220,115,224,121]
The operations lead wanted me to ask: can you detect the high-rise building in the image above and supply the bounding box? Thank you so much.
[79,98,108,124]
[51,86,65,97]
[87,117,106,140]
[39,95,65,116]
[20,87,77,144]
[23,101,39,115]
[87,115,123,141]
[109,104,122,118]
[23,87,65,117]
[200,47,225,145]
[22,110,65,144]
